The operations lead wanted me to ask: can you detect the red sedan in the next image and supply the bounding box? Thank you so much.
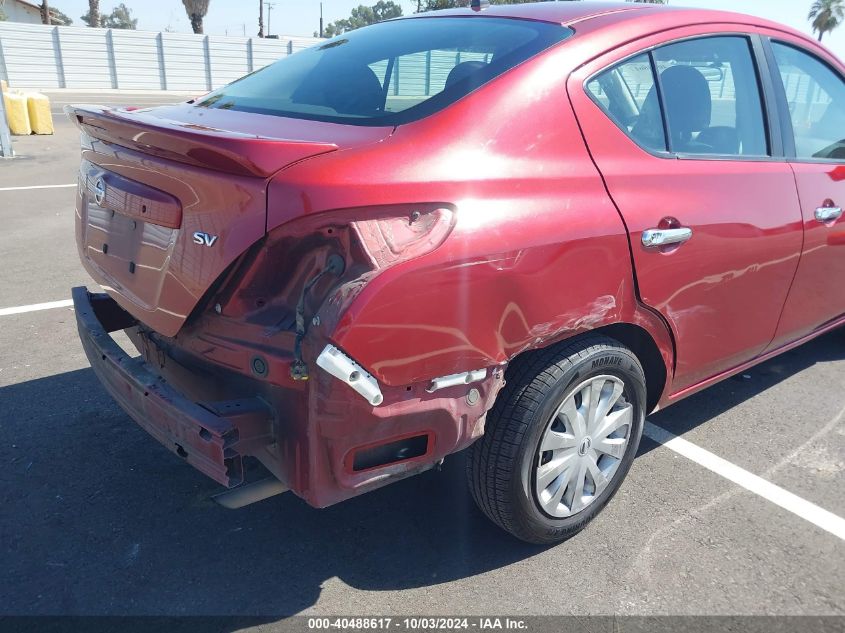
[68,1,845,543]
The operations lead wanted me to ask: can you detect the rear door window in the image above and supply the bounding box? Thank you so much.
[587,36,769,157]
[587,54,666,152]
[654,37,768,156]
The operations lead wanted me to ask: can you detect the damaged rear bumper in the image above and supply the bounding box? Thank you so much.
[72,286,272,488]
[73,286,505,508]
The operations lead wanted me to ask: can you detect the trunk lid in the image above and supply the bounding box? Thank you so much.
[69,103,392,336]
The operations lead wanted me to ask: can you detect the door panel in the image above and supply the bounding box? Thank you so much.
[766,41,845,349]
[569,32,803,393]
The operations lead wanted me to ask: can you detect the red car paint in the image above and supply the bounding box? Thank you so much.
[70,2,845,508]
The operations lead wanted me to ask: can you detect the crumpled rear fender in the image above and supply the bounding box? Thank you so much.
[328,201,674,393]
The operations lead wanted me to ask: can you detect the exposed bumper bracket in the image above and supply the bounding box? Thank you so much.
[316,344,383,406]
[212,477,289,509]
[72,287,274,488]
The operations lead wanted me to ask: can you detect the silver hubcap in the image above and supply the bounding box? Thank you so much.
[534,375,633,518]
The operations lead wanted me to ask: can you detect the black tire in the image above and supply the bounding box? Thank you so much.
[466,335,646,544]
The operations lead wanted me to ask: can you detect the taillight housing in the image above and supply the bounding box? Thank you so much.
[350,207,454,269]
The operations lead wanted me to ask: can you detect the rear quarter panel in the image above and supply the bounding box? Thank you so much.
[269,38,674,388]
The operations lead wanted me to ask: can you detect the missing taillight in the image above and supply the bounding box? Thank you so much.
[211,205,455,324]
[201,205,456,379]
[290,253,346,381]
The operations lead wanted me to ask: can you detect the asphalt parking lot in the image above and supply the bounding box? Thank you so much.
[1,91,844,624]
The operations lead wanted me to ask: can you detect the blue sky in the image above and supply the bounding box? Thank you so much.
[47,0,845,59]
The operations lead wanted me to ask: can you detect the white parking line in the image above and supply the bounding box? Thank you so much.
[644,421,845,542]
[0,184,76,192]
[0,299,73,316]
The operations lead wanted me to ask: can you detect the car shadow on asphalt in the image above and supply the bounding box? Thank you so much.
[1,366,544,619]
[638,328,845,455]
[1,329,843,619]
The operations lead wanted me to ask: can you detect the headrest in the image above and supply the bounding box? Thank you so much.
[445,61,488,89]
[660,65,711,135]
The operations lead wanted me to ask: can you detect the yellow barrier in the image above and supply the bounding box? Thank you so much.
[0,80,7,92]
[26,92,53,135]
[3,91,31,135]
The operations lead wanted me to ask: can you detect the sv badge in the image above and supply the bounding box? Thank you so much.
[192,231,218,247]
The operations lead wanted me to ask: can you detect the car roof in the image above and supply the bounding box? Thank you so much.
[405,1,651,25]
[403,1,808,39]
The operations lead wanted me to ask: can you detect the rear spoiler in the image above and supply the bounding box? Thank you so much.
[65,104,338,178]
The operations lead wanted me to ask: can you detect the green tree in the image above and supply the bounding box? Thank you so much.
[322,1,403,37]
[103,3,137,29]
[182,0,209,34]
[417,0,457,9]
[80,9,99,26]
[0,9,6,21]
[81,0,100,26]
[83,3,136,28]
[809,0,845,41]
[49,7,73,25]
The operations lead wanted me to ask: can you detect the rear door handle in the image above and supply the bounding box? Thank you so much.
[815,206,843,223]
[641,227,693,248]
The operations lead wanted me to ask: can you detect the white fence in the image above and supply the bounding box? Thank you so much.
[0,22,321,91]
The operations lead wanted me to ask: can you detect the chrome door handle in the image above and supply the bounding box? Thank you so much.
[641,227,693,248]
[815,206,843,223]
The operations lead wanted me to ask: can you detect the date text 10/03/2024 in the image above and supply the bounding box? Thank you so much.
[307,618,529,630]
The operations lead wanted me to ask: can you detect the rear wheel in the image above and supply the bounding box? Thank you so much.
[466,335,646,544]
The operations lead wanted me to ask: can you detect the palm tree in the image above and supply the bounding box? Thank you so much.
[40,0,51,24]
[81,0,100,27]
[182,0,210,34]
[809,0,845,41]
[88,0,99,26]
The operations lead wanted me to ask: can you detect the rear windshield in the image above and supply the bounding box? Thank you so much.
[195,17,571,126]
